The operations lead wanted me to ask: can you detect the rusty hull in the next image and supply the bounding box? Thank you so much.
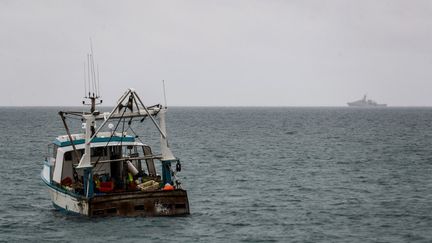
[89,189,189,217]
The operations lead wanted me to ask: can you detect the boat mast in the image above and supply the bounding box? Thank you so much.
[90,96,96,113]
[77,42,103,197]
[158,81,177,185]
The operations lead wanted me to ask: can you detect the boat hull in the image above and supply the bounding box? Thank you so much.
[347,103,387,107]
[90,190,189,217]
[44,180,189,217]
[49,184,90,215]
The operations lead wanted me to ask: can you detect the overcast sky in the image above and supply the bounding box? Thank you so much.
[1,0,431,106]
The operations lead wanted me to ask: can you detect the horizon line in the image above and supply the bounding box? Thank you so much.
[1,105,432,108]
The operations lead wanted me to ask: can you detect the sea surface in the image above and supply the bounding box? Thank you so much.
[0,107,432,242]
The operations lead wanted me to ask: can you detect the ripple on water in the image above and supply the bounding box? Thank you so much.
[1,107,432,242]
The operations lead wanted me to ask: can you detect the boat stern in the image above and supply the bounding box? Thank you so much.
[89,189,189,217]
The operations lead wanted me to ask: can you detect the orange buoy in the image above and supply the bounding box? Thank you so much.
[162,183,174,191]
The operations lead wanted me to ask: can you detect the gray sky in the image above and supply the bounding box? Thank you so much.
[1,0,431,106]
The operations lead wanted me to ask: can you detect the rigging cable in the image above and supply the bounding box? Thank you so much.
[92,105,127,169]
[125,116,147,145]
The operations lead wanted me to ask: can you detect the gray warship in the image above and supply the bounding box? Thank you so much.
[347,95,387,107]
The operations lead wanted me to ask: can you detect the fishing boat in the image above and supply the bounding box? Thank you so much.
[41,88,189,216]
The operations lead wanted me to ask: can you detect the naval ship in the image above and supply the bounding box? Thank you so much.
[347,95,387,107]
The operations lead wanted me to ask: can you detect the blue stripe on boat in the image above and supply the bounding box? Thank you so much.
[53,136,135,147]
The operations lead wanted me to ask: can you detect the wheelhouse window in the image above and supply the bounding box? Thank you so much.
[92,147,108,157]
[47,144,58,160]
[64,151,72,161]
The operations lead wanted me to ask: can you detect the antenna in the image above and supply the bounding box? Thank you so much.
[82,38,103,111]
[91,54,97,97]
[162,80,168,108]
[83,62,87,98]
[87,54,91,97]
[97,64,100,98]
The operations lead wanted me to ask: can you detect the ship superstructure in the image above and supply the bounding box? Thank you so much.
[347,95,387,107]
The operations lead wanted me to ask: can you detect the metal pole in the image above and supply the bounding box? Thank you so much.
[162,80,168,108]
[132,90,166,138]
[89,89,132,142]
[59,112,81,164]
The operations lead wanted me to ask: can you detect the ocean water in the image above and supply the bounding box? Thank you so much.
[0,107,432,242]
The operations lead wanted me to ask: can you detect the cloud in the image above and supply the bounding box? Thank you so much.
[0,0,431,106]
